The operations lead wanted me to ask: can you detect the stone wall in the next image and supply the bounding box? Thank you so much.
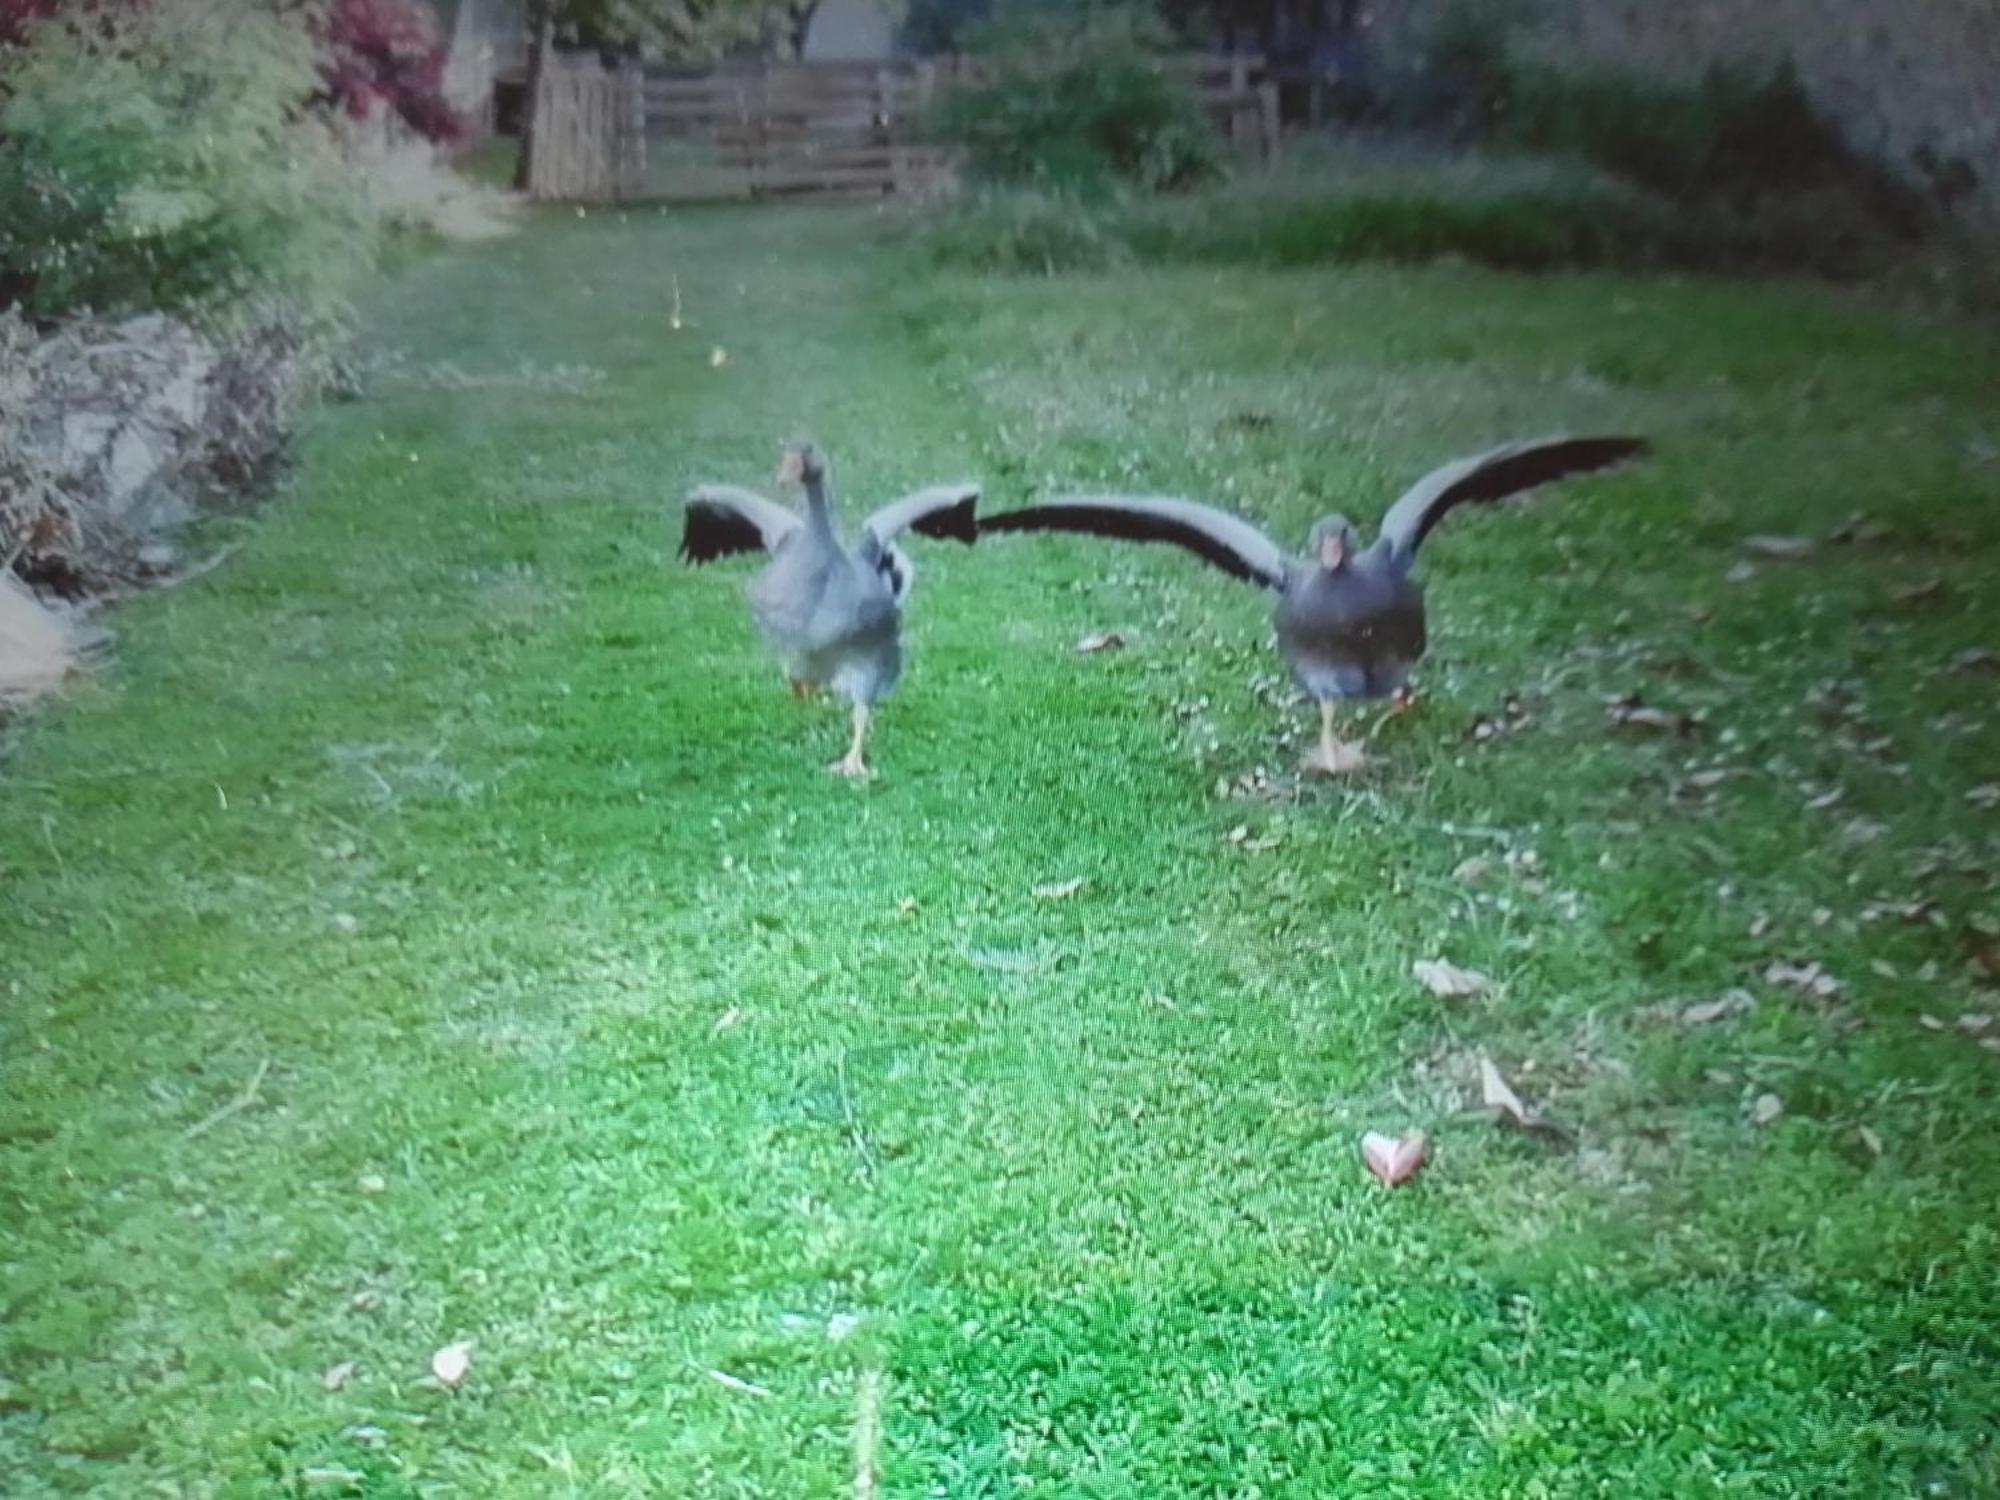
[1,310,315,594]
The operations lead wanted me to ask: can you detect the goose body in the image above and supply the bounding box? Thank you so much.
[680,445,978,777]
[983,436,1648,773]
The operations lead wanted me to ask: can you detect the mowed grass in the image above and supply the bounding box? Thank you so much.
[4,205,1999,1497]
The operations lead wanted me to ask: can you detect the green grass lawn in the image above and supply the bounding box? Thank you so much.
[5,205,1999,1498]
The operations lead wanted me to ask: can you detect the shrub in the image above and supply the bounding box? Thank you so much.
[1368,0,1930,268]
[933,5,1223,195]
[321,0,464,144]
[918,187,1131,274]
[0,0,378,324]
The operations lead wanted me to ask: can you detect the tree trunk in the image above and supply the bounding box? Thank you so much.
[512,0,556,193]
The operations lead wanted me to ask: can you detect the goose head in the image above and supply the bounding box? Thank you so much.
[775,442,826,487]
[1306,515,1361,571]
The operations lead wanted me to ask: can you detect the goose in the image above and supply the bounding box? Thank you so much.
[680,443,979,778]
[981,436,1648,774]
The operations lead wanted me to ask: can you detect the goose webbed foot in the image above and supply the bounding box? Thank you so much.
[828,702,873,780]
[1301,701,1368,777]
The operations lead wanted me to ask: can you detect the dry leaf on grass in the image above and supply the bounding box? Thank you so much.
[1413,958,1492,1000]
[322,1361,356,1392]
[1453,857,1492,884]
[1856,1124,1885,1157]
[1075,631,1125,654]
[1477,1057,1572,1140]
[1032,877,1084,901]
[1744,535,1815,560]
[430,1341,473,1389]
[1605,695,1698,736]
[1678,990,1755,1027]
[1751,1093,1785,1127]
[1966,784,2000,810]
[1764,960,1842,1000]
[708,1369,772,1398]
[1360,1130,1428,1187]
[707,347,727,368]
[355,1173,387,1196]
[711,1007,745,1035]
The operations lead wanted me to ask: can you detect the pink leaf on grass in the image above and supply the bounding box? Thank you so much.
[1361,1130,1428,1187]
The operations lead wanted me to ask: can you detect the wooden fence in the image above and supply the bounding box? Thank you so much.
[643,60,951,202]
[525,56,646,203]
[524,53,1279,205]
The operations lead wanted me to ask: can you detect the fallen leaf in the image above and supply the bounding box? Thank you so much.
[1413,957,1493,1000]
[430,1341,473,1389]
[1856,1124,1884,1157]
[1966,784,1999,810]
[1958,1013,1994,1037]
[1606,696,1697,736]
[1032,877,1084,901]
[356,1173,387,1196]
[1829,511,1891,545]
[1360,1130,1428,1187]
[1681,989,1754,1026]
[350,1289,382,1312]
[1918,1013,1947,1032]
[1075,631,1125,654]
[1751,1092,1785,1127]
[1949,648,1998,675]
[711,1007,745,1035]
[1686,768,1731,790]
[1744,535,1815,561]
[1764,959,1842,1000]
[708,347,727,368]
[895,897,917,915]
[1724,561,1759,584]
[1478,1056,1527,1120]
[322,1361,357,1392]
[1453,857,1492,884]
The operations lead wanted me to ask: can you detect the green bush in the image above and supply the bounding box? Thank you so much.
[0,0,379,325]
[916,145,1695,279]
[932,6,1224,196]
[918,187,1133,274]
[1368,0,1929,273]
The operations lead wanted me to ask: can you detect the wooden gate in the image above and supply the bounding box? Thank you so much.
[643,61,953,202]
[526,56,646,203]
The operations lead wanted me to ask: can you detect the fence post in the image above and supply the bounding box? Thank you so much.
[1258,80,1280,166]
[618,59,646,201]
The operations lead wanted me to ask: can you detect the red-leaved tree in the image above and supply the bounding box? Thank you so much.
[320,0,463,142]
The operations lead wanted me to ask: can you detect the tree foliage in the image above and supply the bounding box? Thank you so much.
[0,0,377,320]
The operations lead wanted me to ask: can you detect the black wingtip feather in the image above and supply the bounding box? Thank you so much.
[678,502,765,565]
[909,492,979,547]
[982,504,1267,586]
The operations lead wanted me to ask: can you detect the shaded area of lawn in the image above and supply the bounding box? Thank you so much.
[4,207,1998,1496]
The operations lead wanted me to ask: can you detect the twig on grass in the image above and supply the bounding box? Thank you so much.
[184,1058,271,1139]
